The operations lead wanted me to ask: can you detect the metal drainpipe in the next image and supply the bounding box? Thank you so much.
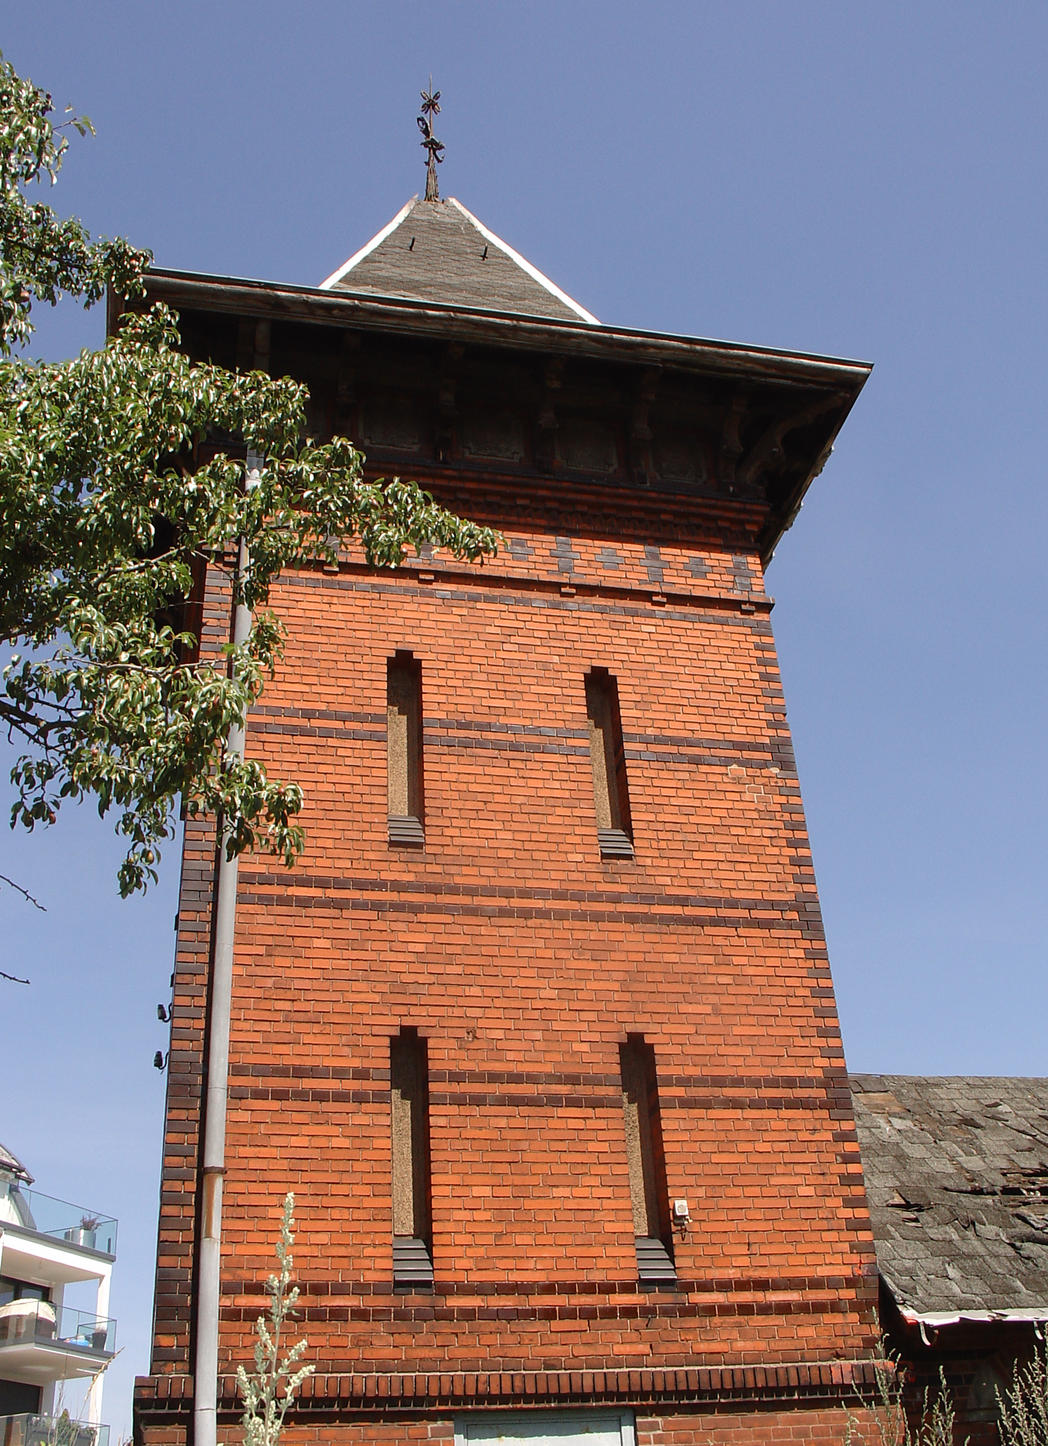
[194,454,261,1446]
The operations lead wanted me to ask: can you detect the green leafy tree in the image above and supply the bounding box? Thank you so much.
[0,53,498,897]
[234,1192,313,1446]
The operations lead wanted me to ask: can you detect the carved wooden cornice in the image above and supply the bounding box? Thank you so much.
[134,270,871,565]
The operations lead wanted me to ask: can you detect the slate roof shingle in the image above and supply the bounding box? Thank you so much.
[851,1074,1048,1321]
[321,196,598,324]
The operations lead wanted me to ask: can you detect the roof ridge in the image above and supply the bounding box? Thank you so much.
[319,197,419,291]
[444,198,598,324]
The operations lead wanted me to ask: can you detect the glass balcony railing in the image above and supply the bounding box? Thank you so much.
[0,1416,110,1446]
[0,1300,116,1354]
[0,1182,117,1256]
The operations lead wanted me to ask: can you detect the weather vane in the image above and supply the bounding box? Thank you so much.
[417,79,445,202]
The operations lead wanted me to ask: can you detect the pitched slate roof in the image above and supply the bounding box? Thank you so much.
[851,1074,1048,1322]
[320,196,598,324]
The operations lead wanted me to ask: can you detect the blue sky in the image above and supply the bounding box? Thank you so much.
[2,3,1046,1440]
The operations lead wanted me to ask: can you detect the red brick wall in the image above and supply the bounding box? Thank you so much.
[634,1407,883,1445]
[137,1399,888,1446]
[138,475,878,1438]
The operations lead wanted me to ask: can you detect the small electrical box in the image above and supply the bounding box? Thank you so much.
[672,1198,691,1223]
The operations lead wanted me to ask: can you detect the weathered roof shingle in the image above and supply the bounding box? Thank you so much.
[851,1074,1048,1321]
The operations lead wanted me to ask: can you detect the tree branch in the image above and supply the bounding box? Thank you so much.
[0,872,46,911]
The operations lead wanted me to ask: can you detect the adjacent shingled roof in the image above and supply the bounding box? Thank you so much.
[0,1140,33,1184]
[851,1075,1048,1322]
[320,196,598,324]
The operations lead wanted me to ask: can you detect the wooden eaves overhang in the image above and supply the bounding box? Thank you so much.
[120,268,872,565]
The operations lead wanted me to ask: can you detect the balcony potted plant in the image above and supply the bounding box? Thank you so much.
[63,1215,99,1249]
[52,1410,77,1446]
[52,1410,94,1446]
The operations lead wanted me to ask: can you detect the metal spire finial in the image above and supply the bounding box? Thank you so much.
[417,78,444,202]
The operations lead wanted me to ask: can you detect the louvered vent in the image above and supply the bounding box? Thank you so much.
[393,1235,434,1289]
[598,827,634,858]
[635,1234,676,1286]
[388,814,425,846]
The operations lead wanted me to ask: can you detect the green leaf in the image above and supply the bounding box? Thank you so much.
[0,49,498,893]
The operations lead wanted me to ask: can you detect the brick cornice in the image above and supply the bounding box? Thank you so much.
[135,1358,883,1416]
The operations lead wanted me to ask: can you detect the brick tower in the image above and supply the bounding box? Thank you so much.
[133,189,882,1446]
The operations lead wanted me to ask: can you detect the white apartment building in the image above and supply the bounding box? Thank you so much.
[0,1144,116,1446]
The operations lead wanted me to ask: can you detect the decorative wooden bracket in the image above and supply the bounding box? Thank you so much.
[629,364,661,486]
[737,394,843,489]
[535,356,565,472]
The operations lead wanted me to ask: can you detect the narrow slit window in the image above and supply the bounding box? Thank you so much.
[387,652,424,846]
[390,1028,434,1289]
[585,669,633,857]
[619,1035,676,1286]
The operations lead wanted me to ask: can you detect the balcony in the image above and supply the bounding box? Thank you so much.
[0,1184,117,1259]
[0,1416,109,1446]
[0,1302,115,1385]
